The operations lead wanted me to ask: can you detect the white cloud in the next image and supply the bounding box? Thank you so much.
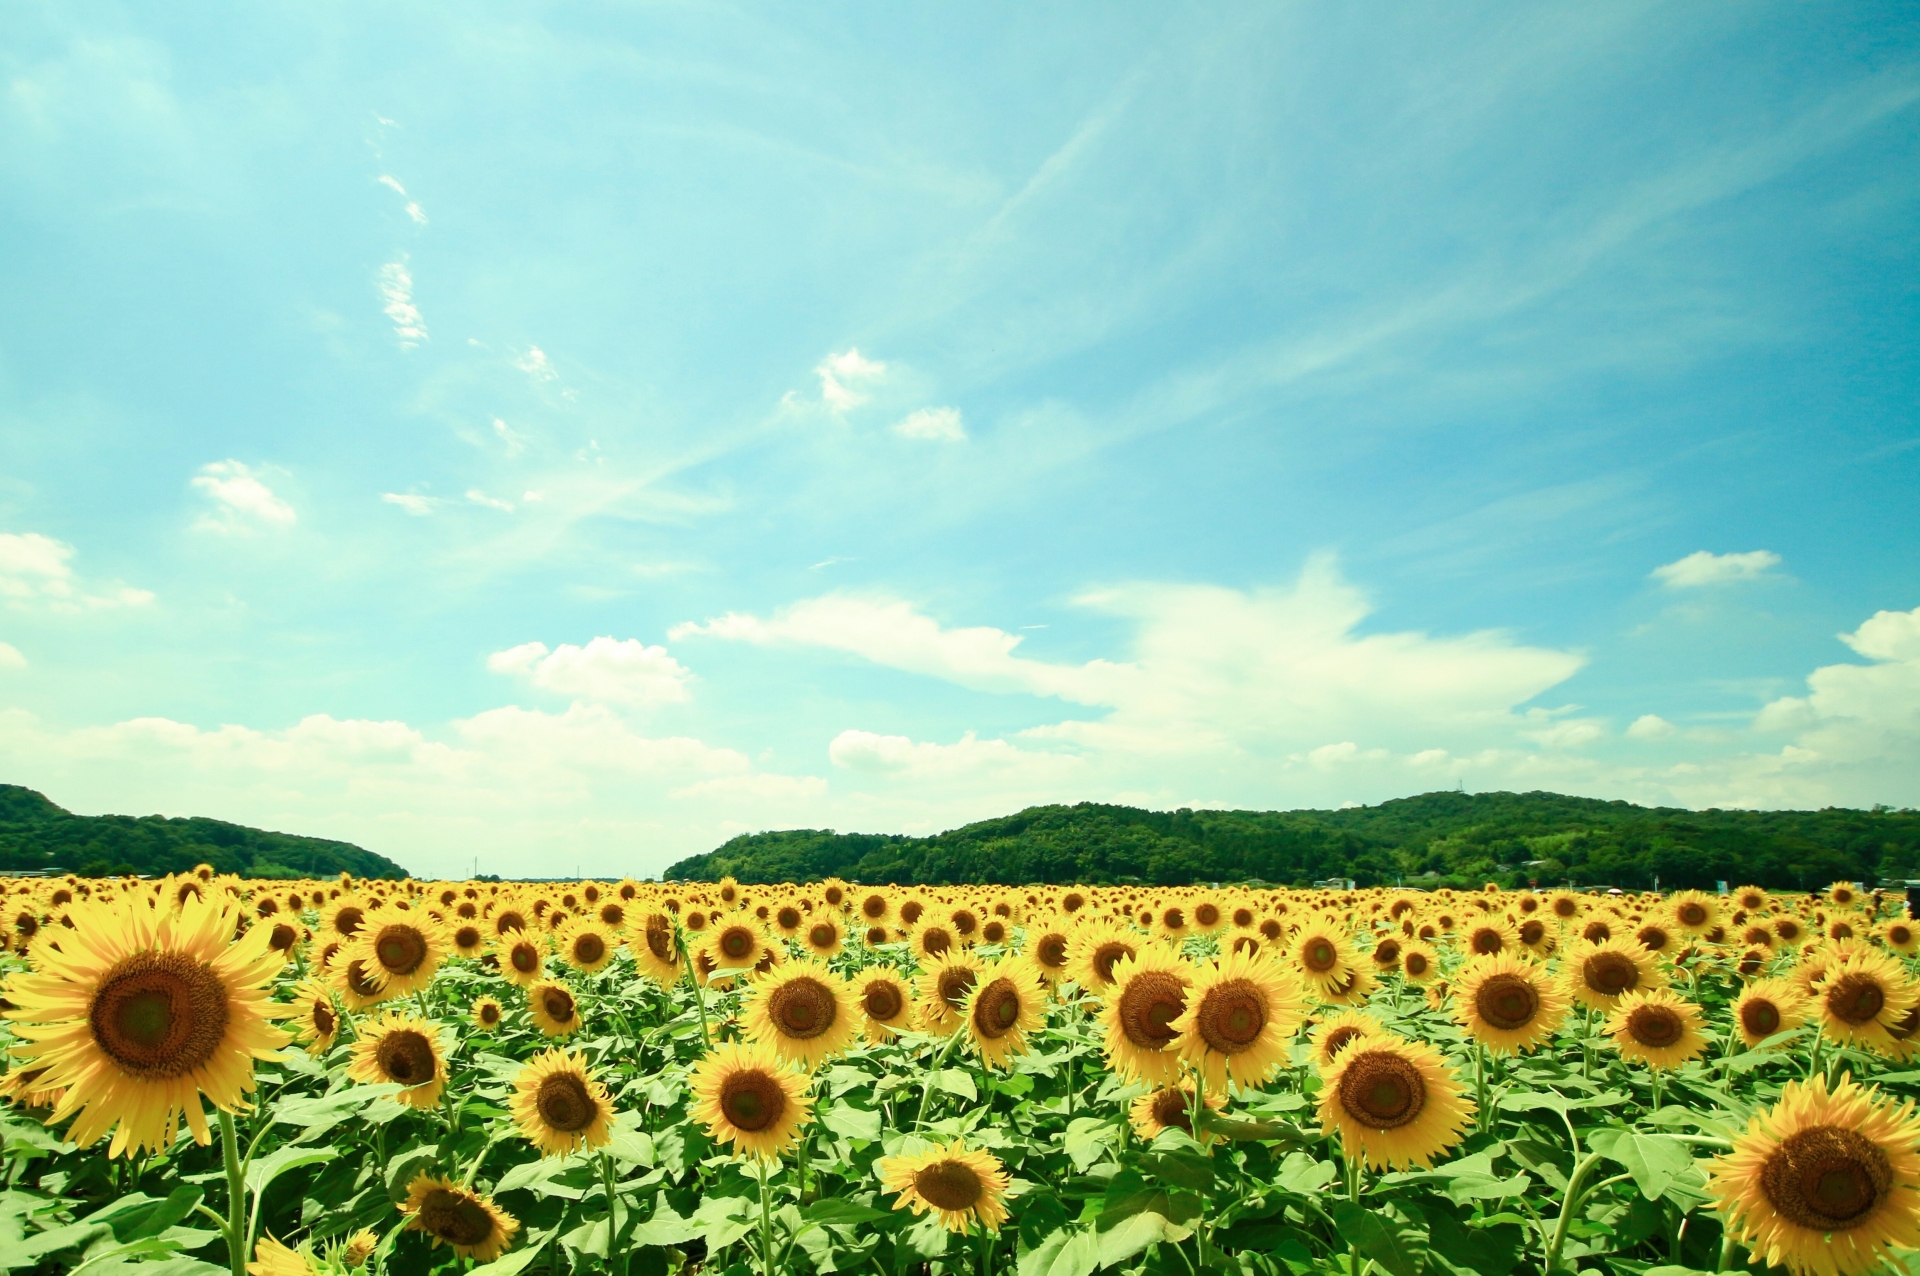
[488,636,694,707]
[378,259,427,348]
[1519,712,1606,749]
[377,174,428,225]
[515,348,557,382]
[382,493,440,516]
[1841,608,1920,663]
[0,532,153,610]
[1650,549,1781,588]
[493,417,526,457]
[815,348,886,411]
[1627,714,1676,740]
[893,407,967,441]
[466,490,514,513]
[829,729,1065,779]
[670,773,829,801]
[0,642,24,669]
[1306,741,1390,767]
[191,461,297,533]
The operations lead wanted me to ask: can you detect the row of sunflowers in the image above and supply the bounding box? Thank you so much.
[2,870,1918,1276]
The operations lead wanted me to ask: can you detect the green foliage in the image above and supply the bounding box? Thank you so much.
[0,784,409,880]
[665,789,1920,891]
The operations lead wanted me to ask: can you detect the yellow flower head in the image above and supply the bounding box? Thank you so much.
[527,980,584,1038]
[1563,937,1665,1010]
[916,953,985,1035]
[1066,919,1141,995]
[1733,978,1811,1049]
[511,1048,615,1157]
[1319,1035,1475,1170]
[401,1174,519,1262]
[878,1140,1012,1234]
[743,960,858,1070]
[342,909,448,998]
[688,1040,813,1159]
[1096,944,1193,1085]
[346,1012,448,1109]
[1129,1083,1224,1142]
[1019,916,1075,985]
[1604,987,1708,1070]
[962,959,1047,1070]
[1454,954,1569,1055]
[1309,1008,1389,1069]
[1170,947,1304,1091]
[1813,949,1918,1050]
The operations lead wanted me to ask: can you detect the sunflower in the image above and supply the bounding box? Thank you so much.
[1707,1074,1920,1276]
[1319,1035,1476,1170]
[1670,890,1720,936]
[1310,1009,1389,1069]
[1288,917,1357,1001]
[247,1235,317,1276]
[688,1040,813,1159]
[743,960,858,1070]
[1459,919,1520,960]
[337,1228,378,1268]
[347,1012,447,1108]
[1399,942,1440,984]
[1563,937,1665,1010]
[556,921,618,974]
[449,921,486,959]
[322,897,372,943]
[633,914,684,987]
[0,893,289,1157]
[910,920,962,965]
[527,980,584,1038]
[401,1173,520,1262]
[1828,882,1862,910]
[878,1140,1012,1234]
[705,919,768,975]
[1454,954,1568,1055]
[289,979,341,1056]
[853,968,916,1043]
[1097,945,1193,1085]
[499,935,546,987]
[341,911,448,999]
[511,1048,615,1157]
[1881,918,1919,957]
[1605,988,1709,1069]
[1129,1083,1225,1141]
[1019,916,1074,985]
[472,996,505,1033]
[1320,962,1378,1008]
[1812,950,1918,1050]
[963,959,1046,1069]
[1734,979,1811,1049]
[853,889,894,930]
[1066,920,1141,995]
[916,953,985,1034]
[1170,948,1303,1091]
[0,1061,65,1110]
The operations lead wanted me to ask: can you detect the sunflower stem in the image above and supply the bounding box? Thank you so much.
[1474,1042,1489,1132]
[600,1151,626,1276]
[756,1157,775,1276]
[915,1031,964,1129]
[679,924,713,1049]
[217,1109,248,1276]
[1544,1152,1605,1274]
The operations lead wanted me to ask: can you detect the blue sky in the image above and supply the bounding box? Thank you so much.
[2,3,1917,879]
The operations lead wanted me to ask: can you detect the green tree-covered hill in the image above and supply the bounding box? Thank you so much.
[664,790,1920,892]
[0,784,410,880]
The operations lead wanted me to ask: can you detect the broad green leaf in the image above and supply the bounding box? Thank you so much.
[693,1193,756,1252]
[64,1259,227,1276]
[271,1084,404,1128]
[468,1226,556,1276]
[933,1069,978,1100]
[1428,1206,1523,1276]
[1329,1199,1428,1276]
[628,1193,702,1247]
[494,1156,593,1200]
[381,1146,436,1204]
[1587,1128,1701,1201]
[251,1145,338,1198]
[1274,1151,1337,1195]
[1020,1226,1101,1276]
[803,1198,890,1227]
[823,1103,883,1142]
[1096,1210,1193,1268]
[1064,1117,1115,1172]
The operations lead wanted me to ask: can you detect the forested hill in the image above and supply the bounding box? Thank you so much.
[664,790,1920,892]
[0,785,409,880]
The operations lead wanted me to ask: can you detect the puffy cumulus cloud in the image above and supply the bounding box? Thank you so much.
[828,729,1074,779]
[1650,549,1781,588]
[814,348,886,412]
[0,642,24,669]
[190,461,297,534]
[1751,606,1920,764]
[487,637,694,707]
[0,532,154,610]
[893,407,966,441]
[1627,714,1676,740]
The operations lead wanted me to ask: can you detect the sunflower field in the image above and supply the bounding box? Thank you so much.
[4,873,1920,1276]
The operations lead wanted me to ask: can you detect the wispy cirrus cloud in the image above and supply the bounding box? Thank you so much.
[377,259,427,348]
[1651,549,1781,588]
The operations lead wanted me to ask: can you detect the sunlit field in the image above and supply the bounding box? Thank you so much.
[4,871,1918,1276]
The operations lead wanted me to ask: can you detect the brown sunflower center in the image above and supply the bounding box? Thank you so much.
[1196,978,1267,1053]
[1303,939,1339,972]
[720,927,755,960]
[900,901,925,926]
[914,1160,984,1212]
[1150,1088,1194,1132]
[1518,920,1546,946]
[1162,908,1185,931]
[936,966,979,1011]
[1761,1125,1890,1231]
[536,1071,596,1133]
[509,943,539,974]
[1893,925,1914,947]
[950,910,978,937]
[1625,1003,1683,1048]
[375,1029,436,1085]
[971,977,1023,1039]
[269,923,299,951]
[479,1002,501,1025]
[1826,974,1886,1024]
[1117,970,1188,1050]
[1034,935,1068,969]
[1338,1050,1427,1129]
[776,907,803,930]
[861,895,888,920]
[346,959,384,998]
[921,928,953,957]
[312,1001,337,1037]
[542,988,576,1023]
[1404,951,1431,976]
[1196,904,1220,928]
[718,1069,786,1131]
[863,981,904,1021]
[1091,941,1136,985]
[982,920,1008,944]
[572,934,607,965]
[374,924,429,975]
[808,923,837,949]
[1637,925,1670,952]
[417,1188,496,1247]
[1678,903,1708,927]
[646,922,674,961]
[1552,899,1578,918]
[1582,951,1639,997]
[767,977,837,1039]
[1776,920,1802,941]
[1372,939,1402,967]
[455,925,482,950]
[1322,1025,1366,1060]
[1581,921,1611,944]
[1741,998,1782,1038]
[1475,973,1540,1031]
[335,906,366,936]
[1469,928,1504,956]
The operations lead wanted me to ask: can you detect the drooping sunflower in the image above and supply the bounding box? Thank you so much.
[1097,944,1193,1085]
[688,1040,813,1159]
[347,1012,447,1108]
[555,920,618,975]
[1129,1083,1225,1141]
[916,953,985,1035]
[499,935,547,988]
[1318,1035,1476,1170]
[472,996,505,1033]
[1310,1009,1389,1069]
[853,968,916,1043]
[401,1173,520,1262]
[1605,987,1709,1069]
[963,959,1047,1069]
[1454,954,1569,1055]
[743,960,858,1070]
[1563,937,1665,1010]
[0,893,290,1157]
[1066,919,1141,995]
[1170,948,1303,1091]
[511,1048,615,1157]
[877,1140,1012,1234]
[1707,1073,1920,1276]
[1812,950,1918,1050]
[289,979,341,1056]
[527,980,584,1038]
[1734,979,1811,1049]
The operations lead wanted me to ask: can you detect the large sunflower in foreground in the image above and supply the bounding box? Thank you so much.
[346,1012,448,1108]
[1734,978,1811,1049]
[1096,945,1193,1085]
[401,1173,520,1262]
[1454,954,1568,1055]
[1170,948,1303,1091]
[1707,1074,1920,1276]
[511,1048,614,1157]
[878,1139,1012,1234]
[2,893,289,1157]
[852,968,915,1043]
[688,1040,812,1159]
[962,959,1047,1069]
[1318,1035,1475,1170]
[1605,987,1708,1070]
[742,960,858,1070]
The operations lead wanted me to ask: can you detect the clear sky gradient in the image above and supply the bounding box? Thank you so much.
[2,3,1917,878]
